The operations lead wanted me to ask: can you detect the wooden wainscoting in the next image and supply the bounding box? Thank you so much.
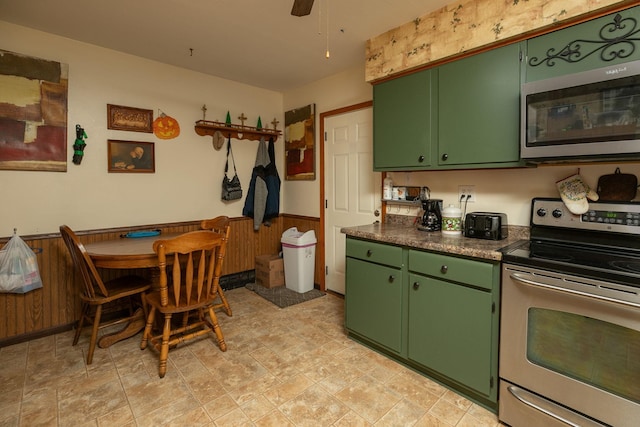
[0,214,320,345]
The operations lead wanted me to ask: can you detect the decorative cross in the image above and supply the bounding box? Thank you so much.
[238,113,247,127]
[271,118,280,130]
[201,104,207,121]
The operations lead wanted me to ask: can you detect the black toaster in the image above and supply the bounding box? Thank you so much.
[464,212,508,240]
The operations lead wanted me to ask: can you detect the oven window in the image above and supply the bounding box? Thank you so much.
[527,308,640,404]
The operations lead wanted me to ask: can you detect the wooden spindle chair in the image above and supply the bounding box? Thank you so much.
[140,230,228,378]
[200,216,232,316]
[59,225,151,365]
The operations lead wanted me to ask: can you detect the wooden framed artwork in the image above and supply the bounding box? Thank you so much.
[107,104,153,133]
[108,140,155,173]
[284,104,315,180]
[0,49,68,172]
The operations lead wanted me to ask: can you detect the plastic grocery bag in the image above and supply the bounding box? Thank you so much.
[0,231,43,294]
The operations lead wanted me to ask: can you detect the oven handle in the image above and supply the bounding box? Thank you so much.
[510,272,640,309]
[507,385,603,427]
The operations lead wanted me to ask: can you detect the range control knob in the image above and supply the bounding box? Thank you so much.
[536,208,547,217]
[552,209,563,218]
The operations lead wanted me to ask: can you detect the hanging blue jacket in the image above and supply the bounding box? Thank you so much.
[243,138,269,230]
[264,137,280,220]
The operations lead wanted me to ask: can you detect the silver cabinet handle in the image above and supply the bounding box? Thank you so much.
[388,275,396,283]
[507,385,603,427]
[413,282,420,290]
[440,265,448,274]
[510,272,640,309]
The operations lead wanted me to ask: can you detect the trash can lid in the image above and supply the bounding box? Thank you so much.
[281,227,317,246]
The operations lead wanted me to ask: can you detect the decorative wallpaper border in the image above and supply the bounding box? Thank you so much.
[365,0,635,82]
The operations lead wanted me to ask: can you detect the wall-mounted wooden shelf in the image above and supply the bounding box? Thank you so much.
[194,120,281,142]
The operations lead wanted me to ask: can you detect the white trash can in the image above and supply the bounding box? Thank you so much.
[280,227,316,293]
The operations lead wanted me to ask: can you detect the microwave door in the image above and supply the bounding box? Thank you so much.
[521,60,640,161]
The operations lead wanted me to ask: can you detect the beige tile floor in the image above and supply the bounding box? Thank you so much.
[0,287,503,427]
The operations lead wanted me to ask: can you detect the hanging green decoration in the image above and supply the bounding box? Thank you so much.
[256,116,262,130]
[225,111,231,125]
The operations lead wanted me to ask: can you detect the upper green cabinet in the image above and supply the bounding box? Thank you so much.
[373,69,433,170]
[526,5,640,82]
[373,43,524,171]
[437,43,523,167]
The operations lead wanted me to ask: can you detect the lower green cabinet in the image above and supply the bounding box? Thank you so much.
[345,237,500,410]
[408,273,494,396]
[345,239,404,354]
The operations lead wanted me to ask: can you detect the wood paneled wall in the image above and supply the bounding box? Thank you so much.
[0,214,320,346]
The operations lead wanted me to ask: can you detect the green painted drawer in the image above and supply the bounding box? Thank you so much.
[346,238,403,268]
[408,250,495,290]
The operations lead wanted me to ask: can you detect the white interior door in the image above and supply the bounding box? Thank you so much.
[324,107,380,294]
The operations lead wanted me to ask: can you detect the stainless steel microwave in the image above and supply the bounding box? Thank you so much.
[521,59,640,162]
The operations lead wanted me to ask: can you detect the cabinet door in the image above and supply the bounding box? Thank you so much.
[408,273,494,396]
[526,6,640,82]
[373,69,432,170]
[345,258,403,353]
[438,43,522,167]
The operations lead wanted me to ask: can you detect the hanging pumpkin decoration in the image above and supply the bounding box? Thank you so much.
[153,111,180,139]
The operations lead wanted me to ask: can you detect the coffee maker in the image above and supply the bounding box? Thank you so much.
[417,187,443,232]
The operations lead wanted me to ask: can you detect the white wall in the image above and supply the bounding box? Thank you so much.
[390,162,640,226]
[282,65,373,217]
[0,22,283,236]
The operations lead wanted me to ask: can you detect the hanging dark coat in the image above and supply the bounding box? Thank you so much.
[263,137,280,221]
[242,138,269,230]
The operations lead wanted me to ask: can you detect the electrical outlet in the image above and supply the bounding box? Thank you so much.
[458,185,476,203]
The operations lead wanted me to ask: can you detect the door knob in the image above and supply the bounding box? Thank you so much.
[440,265,448,274]
[441,153,449,161]
[374,209,380,217]
[388,275,396,283]
[413,282,420,290]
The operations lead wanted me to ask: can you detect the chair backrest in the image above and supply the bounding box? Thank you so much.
[60,225,110,299]
[200,216,231,274]
[153,230,226,308]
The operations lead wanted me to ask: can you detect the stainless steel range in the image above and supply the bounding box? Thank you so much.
[499,198,640,427]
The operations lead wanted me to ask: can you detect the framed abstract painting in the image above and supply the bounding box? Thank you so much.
[284,104,315,180]
[0,49,68,172]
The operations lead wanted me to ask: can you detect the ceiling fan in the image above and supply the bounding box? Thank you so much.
[291,0,314,16]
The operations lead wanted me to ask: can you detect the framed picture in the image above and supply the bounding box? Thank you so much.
[284,104,315,180]
[108,140,155,173]
[107,104,153,133]
[0,49,68,172]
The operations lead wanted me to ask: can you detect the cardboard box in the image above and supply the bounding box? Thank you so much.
[255,254,285,288]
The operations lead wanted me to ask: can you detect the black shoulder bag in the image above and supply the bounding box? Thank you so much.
[221,136,243,201]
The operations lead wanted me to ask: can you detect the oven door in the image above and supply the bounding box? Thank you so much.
[500,264,640,427]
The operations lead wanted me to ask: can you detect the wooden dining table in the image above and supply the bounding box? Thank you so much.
[84,232,183,348]
[85,232,184,269]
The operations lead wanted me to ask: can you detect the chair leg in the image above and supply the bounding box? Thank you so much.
[86,304,102,365]
[207,307,227,352]
[72,302,89,346]
[218,288,232,317]
[158,313,172,378]
[140,306,156,350]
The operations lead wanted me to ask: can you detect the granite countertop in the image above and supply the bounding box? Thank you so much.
[341,223,529,261]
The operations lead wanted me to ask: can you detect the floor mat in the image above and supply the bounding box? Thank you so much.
[245,283,325,308]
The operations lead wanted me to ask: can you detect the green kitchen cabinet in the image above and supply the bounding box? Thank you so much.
[345,238,405,354]
[344,236,501,410]
[525,5,640,82]
[373,68,433,170]
[437,43,523,167]
[407,250,500,404]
